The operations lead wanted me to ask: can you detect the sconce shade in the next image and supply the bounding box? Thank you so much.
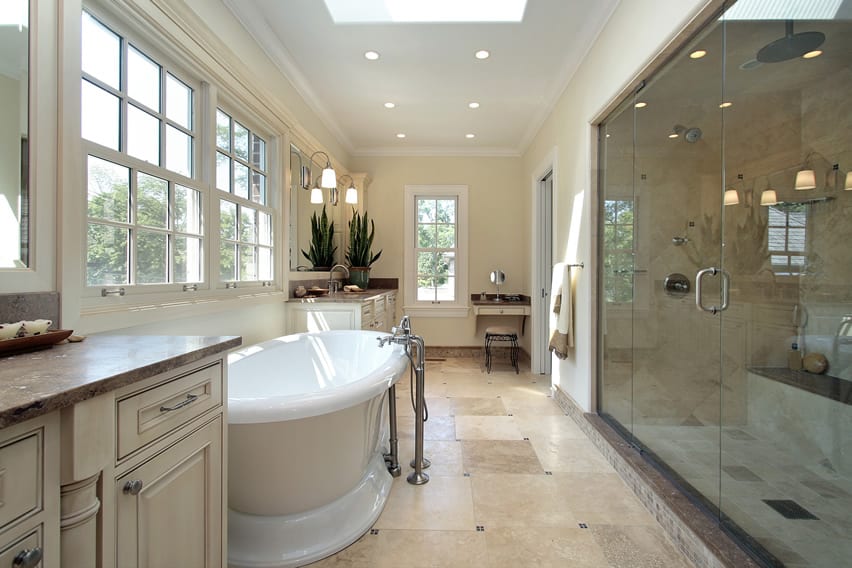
[760,189,778,206]
[724,188,739,206]
[795,169,816,190]
[321,166,337,189]
[310,186,323,204]
[345,186,358,204]
[846,171,852,191]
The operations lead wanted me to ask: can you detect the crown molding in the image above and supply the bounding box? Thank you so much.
[221,0,354,155]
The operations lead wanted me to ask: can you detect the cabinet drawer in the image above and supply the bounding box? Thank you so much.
[478,306,527,316]
[117,363,222,460]
[0,432,41,532]
[0,525,42,568]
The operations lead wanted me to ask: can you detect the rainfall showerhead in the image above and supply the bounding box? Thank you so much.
[757,20,825,63]
[672,124,702,143]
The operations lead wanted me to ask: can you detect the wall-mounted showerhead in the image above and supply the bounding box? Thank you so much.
[757,20,825,63]
[672,124,703,143]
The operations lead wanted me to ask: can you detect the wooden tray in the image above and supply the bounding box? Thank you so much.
[0,329,74,356]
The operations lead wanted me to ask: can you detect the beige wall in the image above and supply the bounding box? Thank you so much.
[521,0,711,411]
[351,155,528,347]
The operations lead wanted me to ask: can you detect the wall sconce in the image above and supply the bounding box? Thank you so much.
[290,149,311,190]
[338,174,358,205]
[309,150,337,189]
[310,177,323,204]
[760,188,778,206]
[724,187,740,206]
[795,152,818,190]
[724,173,742,206]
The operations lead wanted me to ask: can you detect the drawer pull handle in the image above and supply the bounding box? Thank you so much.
[159,393,198,412]
[13,547,43,568]
[123,479,144,495]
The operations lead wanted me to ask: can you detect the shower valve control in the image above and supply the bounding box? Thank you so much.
[664,273,691,297]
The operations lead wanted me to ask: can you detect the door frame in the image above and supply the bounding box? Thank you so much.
[531,147,557,375]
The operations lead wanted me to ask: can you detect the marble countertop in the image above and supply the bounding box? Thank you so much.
[0,334,242,429]
[295,288,396,303]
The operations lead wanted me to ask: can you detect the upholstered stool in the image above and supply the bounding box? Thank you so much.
[484,325,519,374]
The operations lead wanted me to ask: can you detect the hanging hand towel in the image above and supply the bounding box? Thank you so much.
[549,263,574,359]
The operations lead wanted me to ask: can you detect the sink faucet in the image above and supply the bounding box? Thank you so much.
[328,264,349,293]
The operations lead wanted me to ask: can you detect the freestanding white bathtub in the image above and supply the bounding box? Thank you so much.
[227,330,408,568]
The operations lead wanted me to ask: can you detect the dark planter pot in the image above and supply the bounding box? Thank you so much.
[312,266,331,272]
[349,267,370,289]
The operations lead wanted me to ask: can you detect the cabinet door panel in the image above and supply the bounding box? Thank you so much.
[116,417,222,568]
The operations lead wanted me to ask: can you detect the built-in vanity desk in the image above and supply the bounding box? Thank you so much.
[0,334,240,568]
[288,289,398,333]
[471,294,531,334]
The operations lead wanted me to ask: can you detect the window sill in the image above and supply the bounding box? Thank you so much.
[403,305,469,318]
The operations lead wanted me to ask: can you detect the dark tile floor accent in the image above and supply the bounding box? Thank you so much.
[762,499,819,520]
[722,465,763,482]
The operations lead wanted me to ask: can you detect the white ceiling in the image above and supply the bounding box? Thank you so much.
[223,0,619,157]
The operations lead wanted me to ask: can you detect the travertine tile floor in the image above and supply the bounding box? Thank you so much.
[309,356,693,567]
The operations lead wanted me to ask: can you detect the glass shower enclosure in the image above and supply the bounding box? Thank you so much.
[598,2,851,566]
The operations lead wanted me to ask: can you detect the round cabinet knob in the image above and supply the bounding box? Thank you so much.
[123,479,144,495]
[13,548,43,568]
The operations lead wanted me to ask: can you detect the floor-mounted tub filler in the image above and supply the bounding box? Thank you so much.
[227,330,409,568]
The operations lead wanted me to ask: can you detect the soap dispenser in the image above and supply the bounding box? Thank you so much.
[788,343,802,371]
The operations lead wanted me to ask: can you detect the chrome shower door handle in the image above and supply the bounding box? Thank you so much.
[695,267,720,314]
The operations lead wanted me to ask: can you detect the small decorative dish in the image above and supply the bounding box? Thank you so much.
[0,329,74,357]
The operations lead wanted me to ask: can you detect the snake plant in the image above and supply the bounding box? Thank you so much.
[345,209,382,267]
[301,205,336,268]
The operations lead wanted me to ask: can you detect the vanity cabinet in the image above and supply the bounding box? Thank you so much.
[108,359,226,568]
[288,290,398,333]
[0,335,237,568]
[0,413,59,568]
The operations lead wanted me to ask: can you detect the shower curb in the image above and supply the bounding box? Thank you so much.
[552,386,761,568]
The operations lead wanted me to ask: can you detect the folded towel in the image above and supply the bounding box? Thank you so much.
[548,263,574,359]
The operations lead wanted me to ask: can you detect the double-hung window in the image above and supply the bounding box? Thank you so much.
[82,11,202,291]
[768,204,806,276]
[403,185,468,317]
[215,109,273,285]
[602,199,635,303]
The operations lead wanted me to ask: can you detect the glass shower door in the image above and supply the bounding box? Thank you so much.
[718,8,852,567]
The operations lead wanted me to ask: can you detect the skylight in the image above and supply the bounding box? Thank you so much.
[723,0,845,20]
[323,0,527,23]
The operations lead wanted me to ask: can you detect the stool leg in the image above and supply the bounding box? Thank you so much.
[485,335,492,373]
[512,336,519,374]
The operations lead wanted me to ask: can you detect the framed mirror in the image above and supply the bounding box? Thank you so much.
[288,144,341,271]
[0,0,29,268]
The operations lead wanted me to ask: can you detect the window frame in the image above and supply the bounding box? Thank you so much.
[403,185,469,317]
[767,204,807,276]
[79,8,281,303]
[602,198,635,304]
[214,106,276,288]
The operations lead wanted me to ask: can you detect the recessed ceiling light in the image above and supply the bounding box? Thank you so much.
[690,49,707,59]
[634,101,647,108]
[384,102,396,108]
[803,50,822,59]
[719,101,733,108]
[468,102,480,109]
[475,50,490,60]
[465,133,475,139]
[364,51,380,60]
[668,133,679,139]
[396,133,406,139]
